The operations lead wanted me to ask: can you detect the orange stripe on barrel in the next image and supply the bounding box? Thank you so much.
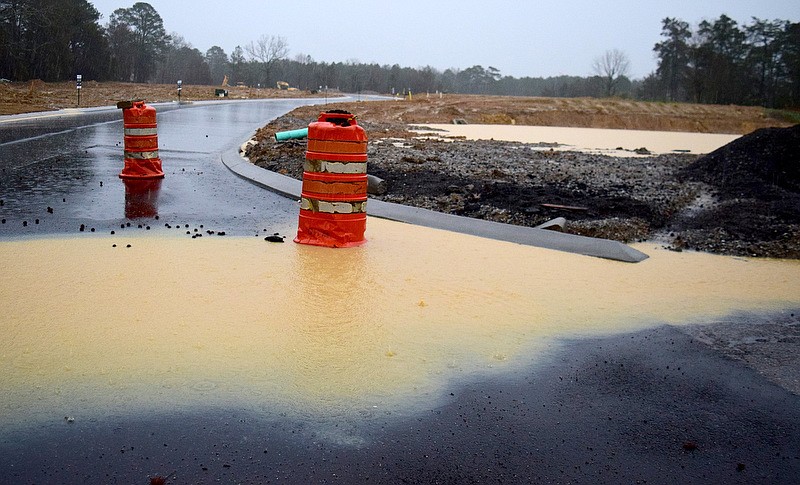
[307,138,367,155]
[301,173,367,198]
[124,136,159,151]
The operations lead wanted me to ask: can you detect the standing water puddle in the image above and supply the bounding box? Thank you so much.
[1,217,798,434]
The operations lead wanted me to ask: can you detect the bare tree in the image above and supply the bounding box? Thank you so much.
[245,34,288,86]
[592,49,631,96]
[245,34,288,63]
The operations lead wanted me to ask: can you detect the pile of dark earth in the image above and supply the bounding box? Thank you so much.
[245,118,800,259]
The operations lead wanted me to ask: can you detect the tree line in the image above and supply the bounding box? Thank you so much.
[1,1,798,108]
[641,16,800,108]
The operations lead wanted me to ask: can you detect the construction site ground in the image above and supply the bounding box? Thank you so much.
[2,82,798,258]
[0,80,319,115]
[2,85,799,484]
[245,96,800,259]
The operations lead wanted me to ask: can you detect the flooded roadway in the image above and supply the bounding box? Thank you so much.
[1,100,800,484]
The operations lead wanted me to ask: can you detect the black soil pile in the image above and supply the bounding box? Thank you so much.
[683,125,800,193]
[676,125,800,257]
[245,117,800,259]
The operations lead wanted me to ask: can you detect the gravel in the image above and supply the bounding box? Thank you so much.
[246,117,800,259]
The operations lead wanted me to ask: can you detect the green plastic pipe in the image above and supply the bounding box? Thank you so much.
[274,127,308,141]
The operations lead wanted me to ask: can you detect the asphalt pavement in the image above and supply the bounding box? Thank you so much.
[0,99,330,239]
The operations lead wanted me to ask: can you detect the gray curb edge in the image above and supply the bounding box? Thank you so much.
[220,148,648,263]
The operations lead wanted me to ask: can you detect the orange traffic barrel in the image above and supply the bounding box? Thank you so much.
[118,100,164,179]
[295,110,368,247]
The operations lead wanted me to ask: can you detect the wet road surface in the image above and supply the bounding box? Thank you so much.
[0,99,332,238]
[1,322,798,484]
[1,100,799,484]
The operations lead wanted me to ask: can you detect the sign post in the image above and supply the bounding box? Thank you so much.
[76,74,82,107]
[177,79,182,103]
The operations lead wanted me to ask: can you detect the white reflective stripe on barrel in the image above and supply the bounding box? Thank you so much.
[303,160,367,174]
[124,127,159,136]
[300,197,367,214]
[124,150,159,159]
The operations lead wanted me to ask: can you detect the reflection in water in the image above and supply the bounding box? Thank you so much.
[123,178,162,219]
[285,246,372,399]
[0,218,799,438]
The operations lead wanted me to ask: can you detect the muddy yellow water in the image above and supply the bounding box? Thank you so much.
[1,218,799,432]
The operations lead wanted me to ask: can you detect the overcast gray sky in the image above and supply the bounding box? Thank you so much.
[89,0,798,80]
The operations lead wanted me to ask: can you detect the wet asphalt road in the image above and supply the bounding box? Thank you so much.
[1,101,799,483]
[1,322,798,484]
[0,99,332,239]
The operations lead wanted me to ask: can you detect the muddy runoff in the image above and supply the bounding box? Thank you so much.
[1,218,799,437]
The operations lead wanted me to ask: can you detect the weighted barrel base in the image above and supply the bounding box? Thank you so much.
[295,210,366,248]
[119,158,165,179]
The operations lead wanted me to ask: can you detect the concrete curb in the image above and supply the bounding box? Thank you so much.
[220,148,649,263]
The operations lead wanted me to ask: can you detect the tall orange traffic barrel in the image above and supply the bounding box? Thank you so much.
[295,110,368,247]
[118,100,165,179]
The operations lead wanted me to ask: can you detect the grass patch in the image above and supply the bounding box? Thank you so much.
[765,108,800,125]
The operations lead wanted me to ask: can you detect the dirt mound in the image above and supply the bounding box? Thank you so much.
[255,96,791,136]
[672,125,800,256]
[683,125,800,194]
[0,81,321,115]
